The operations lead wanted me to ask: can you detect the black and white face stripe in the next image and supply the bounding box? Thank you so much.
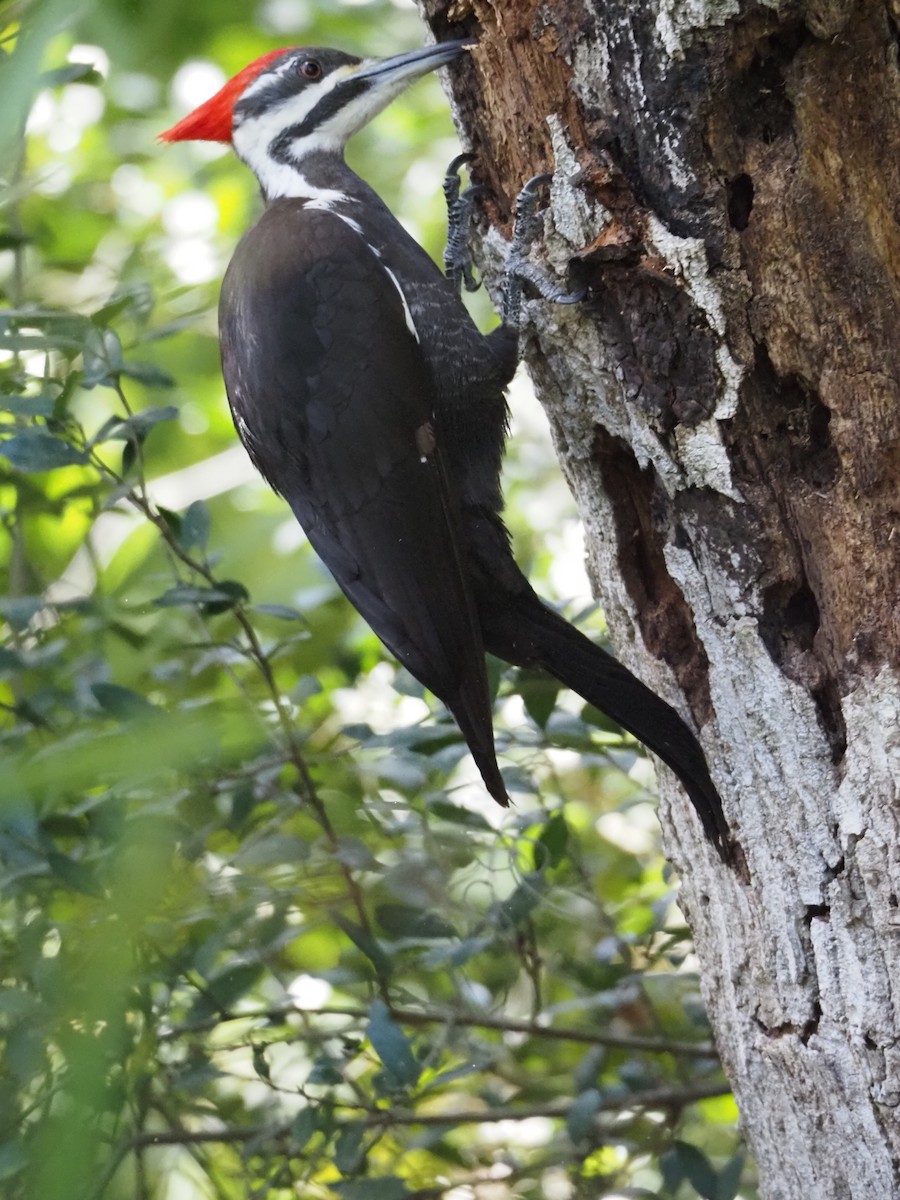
[230,40,470,201]
[233,48,360,125]
[268,76,370,166]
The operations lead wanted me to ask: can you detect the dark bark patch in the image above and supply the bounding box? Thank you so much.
[759,581,820,661]
[757,580,846,759]
[592,427,713,723]
[726,347,850,756]
[729,344,840,493]
[721,20,809,146]
[590,267,720,428]
[800,1000,822,1045]
[810,677,847,763]
[591,3,715,238]
[755,998,822,1043]
[726,173,754,230]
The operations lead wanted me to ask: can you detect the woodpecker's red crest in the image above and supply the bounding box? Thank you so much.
[160,49,290,144]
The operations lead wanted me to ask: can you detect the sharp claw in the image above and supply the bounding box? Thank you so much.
[442,152,474,205]
[503,172,583,326]
[443,153,482,295]
[447,151,476,175]
[519,172,553,195]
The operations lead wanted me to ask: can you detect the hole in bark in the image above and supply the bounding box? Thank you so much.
[811,678,848,763]
[759,582,847,759]
[726,174,754,230]
[800,1001,822,1044]
[592,428,713,721]
[760,582,820,659]
[730,344,841,492]
[731,22,808,145]
[824,855,845,883]
[804,903,830,926]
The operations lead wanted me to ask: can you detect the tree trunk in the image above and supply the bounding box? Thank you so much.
[421,0,900,1194]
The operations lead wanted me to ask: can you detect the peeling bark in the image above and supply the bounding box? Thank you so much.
[422,0,900,1194]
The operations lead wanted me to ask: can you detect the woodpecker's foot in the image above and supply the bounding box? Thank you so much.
[503,173,585,326]
[442,152,484,295]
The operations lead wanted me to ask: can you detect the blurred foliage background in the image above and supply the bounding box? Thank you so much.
[0,0,752,1197]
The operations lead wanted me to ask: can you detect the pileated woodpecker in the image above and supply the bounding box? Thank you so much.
[162,40,732,860]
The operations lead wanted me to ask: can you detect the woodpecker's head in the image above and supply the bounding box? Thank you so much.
[162,41,471,196]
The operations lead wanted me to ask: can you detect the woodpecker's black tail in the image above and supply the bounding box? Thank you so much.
[480,593,731,860]
[445,677,510,807]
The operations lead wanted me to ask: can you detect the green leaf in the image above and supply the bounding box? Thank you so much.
[0,309,92,354]
[715,1154,745,1200]
[202,579,250,614]
[493,872,544,930]
[333,1121,366,1174]
[0,596,45,629]
[153,581,248,613]
[0,391,57,417]
[515,667,560,729]
[307,1055,343,1085]
[375,904,457,940]
[205,962,264,1010]
[422,936,493,969]
[92,405,178,444]
[425,799,492,829]
[573,1046,606,1093]
[0,430,86,472]
[0,646,23,671]
[232,834,309,868]
[120,360,176,388]
[121,437,138,475]
[0,1139,27,1181]
[566,1087,602,1144]
[533,812,569,870]
[367,1000,420,1088]
[331,914,392,977]
[251,1044,271,1082]
[374,755,428,790]
[40,62,101,87]
[0,988,38,1018]
[5,1024,44,1084]
[291,1107,320,1151]
[336,1179,409,1200]
[92,284,153,326]
[566,1089,602,1142]
[91,682,157,721]
[81,325,124,387]
[253,603,305,621]
[333,836,377,870]
[46,849,102,897]
[660,1141,719,1200]
[180,499,211,551]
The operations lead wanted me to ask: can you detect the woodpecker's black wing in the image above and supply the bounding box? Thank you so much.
[219,199,506,801]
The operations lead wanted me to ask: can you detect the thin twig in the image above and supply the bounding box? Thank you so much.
[164,1001,717,1058]
[126,1078,730,1150]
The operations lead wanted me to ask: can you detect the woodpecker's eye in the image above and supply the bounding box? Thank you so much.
[297,59,322,80]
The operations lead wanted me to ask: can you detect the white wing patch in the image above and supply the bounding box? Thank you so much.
[380,263,420,342]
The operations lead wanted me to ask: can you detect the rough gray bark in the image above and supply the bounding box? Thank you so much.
[421,0,900,1195]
